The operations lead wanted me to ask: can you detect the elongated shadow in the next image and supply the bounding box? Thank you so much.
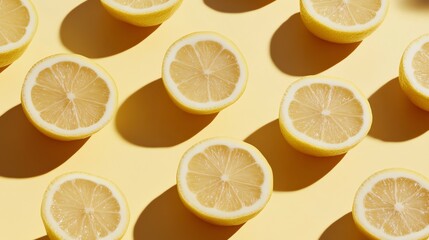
[134,186,242,240]
[245,120,343,191]
[270,13,360,76]
[0,65,9,73]
[33,236,49,240]
[60,0,158,58]
[0,105,87,178]
[116,79,216,147]
[319,212,369,240]
[368,78,429,141]
[399,0,429,9]
[203,0,274,13]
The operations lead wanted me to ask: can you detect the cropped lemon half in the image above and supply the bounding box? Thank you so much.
[21,54,118,141]
[399,34,429,111]
[0,0,38,67]
[177,138,273,226]
[41,172,130,240]
[279,76,372,157]
[162,32,248,114]
[100,0,183,27]
[300,0,389,43]
[353,169,429,240]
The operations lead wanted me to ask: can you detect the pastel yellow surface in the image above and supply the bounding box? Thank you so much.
[1,0,429,239]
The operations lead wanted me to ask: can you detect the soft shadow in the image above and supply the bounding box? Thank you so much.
[134,186,242,240]
[203,0,274,13]
[400,0,429,9]
[116,79,216,147]
[0,105,87,178]
[0,65,9,73]
[319,212,369,240]
[245,120,343,191]
[270,13,360,76]
[60,0,158,58]
[368,78,429,142]
[33,236,49,240]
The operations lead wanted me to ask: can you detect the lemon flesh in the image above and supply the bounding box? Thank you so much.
[163,32,247,114]
[177,138,273,225]
[21,54,117,140]
[353,169,429,239]
[399,35,429,111]
[0,0,37,67]
[300,0,388,43]
[100,0,183,27]
[41,173,129,240]
[279,76,372,156]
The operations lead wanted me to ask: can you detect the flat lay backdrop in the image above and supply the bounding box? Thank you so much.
[1,0,429,239]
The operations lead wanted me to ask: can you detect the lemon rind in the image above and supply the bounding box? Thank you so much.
[352,168,429,240]
[176,137,273,226]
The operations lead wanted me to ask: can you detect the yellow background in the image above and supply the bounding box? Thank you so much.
[1,0,429,239]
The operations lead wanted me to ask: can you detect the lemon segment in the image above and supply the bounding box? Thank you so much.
[399,34,429,111]
[300,0,389,43]
[41,172,130,240]
[176,138,273,226]
[162,32,248,114]
[0,0,38,67]
[353,169,429,240]
[21,54,118,141]
[279,76,372,157]
[100,0,183,27]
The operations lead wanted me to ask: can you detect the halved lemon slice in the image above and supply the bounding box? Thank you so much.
[399,34,429,111]
[176,138,273,226]
[162,32,248,114]
[279,76,372,157]
[21,54,118,141]
[353,169,429,240]
[41,172,130,240]
[100,0,183,27]
[300,0,389,43]
[0,0,38,67]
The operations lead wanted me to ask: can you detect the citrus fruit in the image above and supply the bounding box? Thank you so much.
[176,137,273,226]
[0,0,38,67]
[399,34,429,111]
[41,172,130,240]
[162,32,248,114]
[279,76,372,157]
[21,54,118,141]
[353,169,429,240]
[100,0,183,27]
[300,0,389,43]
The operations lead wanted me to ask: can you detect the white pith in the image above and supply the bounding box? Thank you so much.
[403,35,429,96]
[101,0,179,14]
[0,0,37,53]
[177,138,272,220]
[354,169,429,240]
[21,54,117,138]
[42,172,129,240]
[302,0,388,32]
[280,77,372,151]
[162,32,247,111]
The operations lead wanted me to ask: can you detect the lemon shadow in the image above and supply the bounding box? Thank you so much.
[60,0,158,58]
[0,105,87,178]
[115,79,217,147]
[203,0,274,13]
[33,236,49,240]
[399,0,429,9]
[368,78,429,142]
[270,13,360,76]
[134,186,242,240]
[319,212,369,240]
[244,120,343,191]
[0,65,9,73]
